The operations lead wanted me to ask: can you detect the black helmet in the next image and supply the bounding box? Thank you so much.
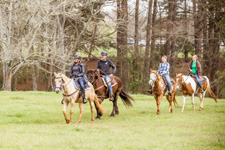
[101,51,107,56]
[74,54,81,59]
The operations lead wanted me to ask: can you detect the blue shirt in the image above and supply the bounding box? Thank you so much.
[158,62,170,75]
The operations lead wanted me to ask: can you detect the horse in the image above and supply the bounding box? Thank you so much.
[148,69,178,114]
[54,72,104,123]
[176,73,217,112]
[86,69,135,119]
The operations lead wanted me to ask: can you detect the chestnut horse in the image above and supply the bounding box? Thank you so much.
[54,72,104,123]
[176,73,217,112]
[87,69,135,119]
[148,70,177,114]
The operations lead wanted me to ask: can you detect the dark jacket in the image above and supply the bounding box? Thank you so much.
[70,62,84,78]
[70,62,88,85]
[96,58,116,75]
[188,60,202,76]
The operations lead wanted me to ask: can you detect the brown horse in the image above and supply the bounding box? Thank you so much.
[148,70,177,114]
[87,69,135,119]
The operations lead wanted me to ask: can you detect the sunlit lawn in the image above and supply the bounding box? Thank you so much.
[0,91,224,150]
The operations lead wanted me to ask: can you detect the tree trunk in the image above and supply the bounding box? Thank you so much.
[4,71,12,91]
[150,0,157,69]
[184,0,189,62]
[170,0,176,77]
[165,0,173,62]
[134,0,140,81]
[142,0,153,92]
[32,65,38,91]
[193,0,203,57]
[202,0,209,73]
[116,0,128,90]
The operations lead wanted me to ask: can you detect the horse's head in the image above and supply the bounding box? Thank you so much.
[176,73,183,90]
[149,69,159,88]
[54,72,64,94]
[87,69,100,84]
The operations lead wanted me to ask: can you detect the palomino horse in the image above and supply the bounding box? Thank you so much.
[148,70,177,114]
[87,69,135,119]
[54,72,104,123]
[176,73,217,112]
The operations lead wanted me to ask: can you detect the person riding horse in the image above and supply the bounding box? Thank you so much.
[69,54,88,104]
[157,55,172,96]
[188,55,203,92]
[96,51,116,101]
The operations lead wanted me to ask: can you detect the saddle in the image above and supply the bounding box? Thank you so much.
[101,76,117,97]
[162,76,175,92]
[101,76,117,88]
[189,74,207,84]
[73,79,91,99]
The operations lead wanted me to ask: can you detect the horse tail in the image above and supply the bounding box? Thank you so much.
[206,78,217,103]
[94,94,104,114]
[119,89,135,107]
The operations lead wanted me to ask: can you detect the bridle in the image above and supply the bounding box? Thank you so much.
[55,76,78,97]
[176,74,190,89]
[149,73,166,91]
[88,71,105,91]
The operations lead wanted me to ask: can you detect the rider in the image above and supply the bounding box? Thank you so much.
[188,55,203,91]
[96,51,116,101]
[69,54,88,104]
[158,55,172,96]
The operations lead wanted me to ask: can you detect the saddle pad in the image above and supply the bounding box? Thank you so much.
[190,75,207,84]
[162,76,174,86]
[73,80,91,90]
[101,77,117,87]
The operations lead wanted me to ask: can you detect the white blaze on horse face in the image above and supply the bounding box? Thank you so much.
[149,73,156,86]
[176,74,183,90]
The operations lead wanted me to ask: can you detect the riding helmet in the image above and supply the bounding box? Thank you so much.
[101,51,107,56]
[74,54,81,59]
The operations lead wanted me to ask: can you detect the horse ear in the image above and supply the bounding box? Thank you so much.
[150,69,152,73]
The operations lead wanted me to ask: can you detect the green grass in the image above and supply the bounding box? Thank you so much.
[0,91,224,150]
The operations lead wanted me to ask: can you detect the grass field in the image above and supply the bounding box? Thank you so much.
[0,91,224,150]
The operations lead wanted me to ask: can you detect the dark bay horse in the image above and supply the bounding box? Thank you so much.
[87,69,135,119]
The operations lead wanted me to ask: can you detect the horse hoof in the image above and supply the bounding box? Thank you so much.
[110,115,115,117]
[77,120,81,123]
[95,116,101,120]
[91,120,94,123]
[69,121,72,124]
[115,112,119,115]
[199,107,203,111]
[66,120,70,124]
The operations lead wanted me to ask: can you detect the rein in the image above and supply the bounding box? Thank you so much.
[150,74,166,91]
[55,76,79,97]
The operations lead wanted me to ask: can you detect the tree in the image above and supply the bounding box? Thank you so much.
[142,0,153,91]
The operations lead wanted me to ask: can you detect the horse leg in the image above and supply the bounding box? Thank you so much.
[156,95,163,114]
[69,102,75,124]
[63,100,70,124]
[89,100,95,123]
[199,93,204,111]
[191,93,195,111]
[95,98,103,119]
[115,90,121,115]
[78,103,83,123]
[182,95,187,112]
[167,95,173,113]
[110,100,116,117]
